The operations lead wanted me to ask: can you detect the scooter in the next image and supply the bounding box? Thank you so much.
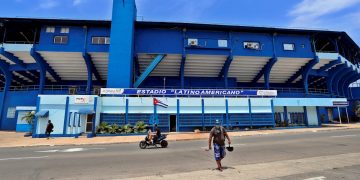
[139,134,168,149]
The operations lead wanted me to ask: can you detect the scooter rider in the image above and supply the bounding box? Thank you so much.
[152,124,161,144]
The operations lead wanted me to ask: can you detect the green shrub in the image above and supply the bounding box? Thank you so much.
[134,121,148,133]
[96,122,111,134]
[122,124,133,134]
[109,124,120,134]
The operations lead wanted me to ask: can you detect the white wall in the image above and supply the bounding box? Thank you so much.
[307,107,319,126]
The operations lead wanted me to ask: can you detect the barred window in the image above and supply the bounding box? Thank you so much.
[92,37,110,45]
[54,36,68,44]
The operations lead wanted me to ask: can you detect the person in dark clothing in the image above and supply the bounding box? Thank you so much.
[152,124,161,144]
[45,120,54,139]
[206,119,231,172]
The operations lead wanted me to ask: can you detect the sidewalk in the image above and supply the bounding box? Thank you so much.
[0,124,360,148]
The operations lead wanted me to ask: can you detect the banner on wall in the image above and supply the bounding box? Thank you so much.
[100,88,277,97]
[74,96,90,104]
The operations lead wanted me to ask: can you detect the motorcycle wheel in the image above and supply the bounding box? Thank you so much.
[160,140,168,148]
[139,140,147,149]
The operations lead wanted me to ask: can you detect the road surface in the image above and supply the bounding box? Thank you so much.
[1,129,360,179]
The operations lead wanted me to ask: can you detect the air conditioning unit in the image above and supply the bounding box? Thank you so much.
[94,87,101,95]
[188,39,198,46]
[69,87,77,95]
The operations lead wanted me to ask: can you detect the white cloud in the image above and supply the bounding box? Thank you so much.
[289,0,360,27]
[39,0,59,9]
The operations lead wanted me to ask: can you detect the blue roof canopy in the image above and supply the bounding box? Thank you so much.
[35,110,49,117]
[78,108,95,115]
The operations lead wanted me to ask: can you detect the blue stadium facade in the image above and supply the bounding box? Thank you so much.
[0,0,359,137]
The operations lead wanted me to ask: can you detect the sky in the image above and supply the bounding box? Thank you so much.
[0,0,359,44]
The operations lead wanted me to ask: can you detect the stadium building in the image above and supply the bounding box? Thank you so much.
[0,0,359,137]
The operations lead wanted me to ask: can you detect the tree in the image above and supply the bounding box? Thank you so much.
[22,111,35,136]
[352,101,360,119]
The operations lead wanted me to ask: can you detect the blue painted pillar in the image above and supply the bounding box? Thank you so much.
[32,96,41,137]
[303,106,308,126]
[83,53,93,95]
[107,0,136,88]
[180,56,186,89]
[201,99,205,130]
[303,57,319,94]
[176,99,180,132]
[0,63,12,130]
[271,99,275,128]
[125,99,129,124]
[30,48,46,94]
[316,107,322,126]
[284,106,288,127]
[225,99,229,129]
[248,98,253,128]
[92,97,98,136]
[264,58,277,89]
[63,96,70,135]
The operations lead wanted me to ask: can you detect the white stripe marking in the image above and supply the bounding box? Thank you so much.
[331,135,357,138]
[0,156,49,161]
[36,150,60,153]
[304,176,326,180]
[36,148,106,153]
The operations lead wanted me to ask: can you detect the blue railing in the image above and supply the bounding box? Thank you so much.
[1,85,332,97]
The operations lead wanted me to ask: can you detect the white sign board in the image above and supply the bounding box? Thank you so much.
[101,88,125,95]
[257,90,278,96]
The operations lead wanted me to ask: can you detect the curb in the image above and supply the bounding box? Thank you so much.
[1,125,360,148]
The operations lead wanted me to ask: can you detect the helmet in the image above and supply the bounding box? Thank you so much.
[215,119,220,125]
[226,145,234,152]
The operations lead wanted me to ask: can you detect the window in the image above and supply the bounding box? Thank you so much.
[218,40,228,48]
[7,107,16,118]
[54,36,68,44]
[46,26,55,33]
[244,41,261,50]
[60,27,70,34]
[92,37,110,45]
[284,43,295,51]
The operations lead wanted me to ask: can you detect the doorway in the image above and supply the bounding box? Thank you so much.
[170,115,177,132]
[86,114,95,133]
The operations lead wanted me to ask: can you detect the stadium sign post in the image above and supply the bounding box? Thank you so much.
[333,101,350,124]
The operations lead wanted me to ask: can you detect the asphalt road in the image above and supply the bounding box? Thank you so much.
[1,129,360,180]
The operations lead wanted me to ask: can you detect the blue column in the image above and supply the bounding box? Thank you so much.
[271,99,275,128]
[176,99,180,132]
[284,106,288,127]
[83,53,93,95]
[248,98,253,128]
[303,106,308,126]
[201,99,205,130]
[125,99,129,124]
[32,96,41,138]
[225,99,229,129]
[107,0,136,88]
[30,48,46,94]
[0,62,12,130]
[303,57,319,94]
[153,103,158,128]
[316,107,322,126]
[92,97,98,136]
[63,96,70,135]
[180,56,186,89]
[264,58,278,89]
